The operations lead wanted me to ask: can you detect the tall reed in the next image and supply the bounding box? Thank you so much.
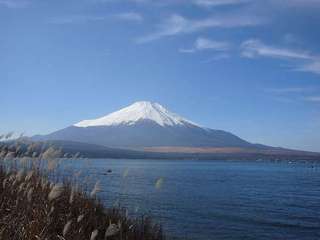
[0,139,165,240]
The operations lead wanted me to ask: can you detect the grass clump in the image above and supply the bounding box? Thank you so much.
[0,140,165,240]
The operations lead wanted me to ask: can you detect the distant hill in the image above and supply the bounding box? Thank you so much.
[5,140,314,161]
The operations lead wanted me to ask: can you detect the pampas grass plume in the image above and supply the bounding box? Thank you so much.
[63,220,72,237]
[48,184,64,201]
[90,229,98,240]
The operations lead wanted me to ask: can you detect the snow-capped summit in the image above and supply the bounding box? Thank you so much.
[74,101,199,128]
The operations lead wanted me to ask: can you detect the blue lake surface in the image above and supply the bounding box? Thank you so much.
[62,159,320,240]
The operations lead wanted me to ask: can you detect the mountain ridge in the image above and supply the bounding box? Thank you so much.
[33,101,308,156]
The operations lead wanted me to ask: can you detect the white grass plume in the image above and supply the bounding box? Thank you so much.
[27,188,33,202]
[90,181,101,197]
[48,184,64,201]
[63,220,72,237]
[77,214,84,223]
[105,222,120,238]
[90,229,99,240]
[155,177,164,189]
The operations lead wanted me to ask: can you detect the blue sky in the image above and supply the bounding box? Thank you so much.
[1,0,320,151]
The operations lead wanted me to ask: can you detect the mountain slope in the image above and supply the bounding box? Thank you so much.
[34,101,253,149]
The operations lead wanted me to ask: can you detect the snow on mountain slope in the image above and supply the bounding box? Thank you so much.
[74,101,200,128]
[34,101,253,149]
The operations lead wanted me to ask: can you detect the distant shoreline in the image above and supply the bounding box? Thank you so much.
[2,139,320,161]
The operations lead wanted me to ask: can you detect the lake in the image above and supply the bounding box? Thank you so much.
[62,159,320,240]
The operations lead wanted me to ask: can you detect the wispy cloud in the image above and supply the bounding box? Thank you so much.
[203,53,230,62]
[305,96,320,102]
[92,0,186,6]
[49,12,143,25]
[49,15,107,24]
[137,14,265,43]
[179,48,196,53]
[241,39,320,75]
[0,0,29,8]
[298,61,320,75]
[266,86,320,104]
[241,39,312,60]
[266,87,314,94]
[112,12,143,22]
[97,0,320,7]
[270,96,297,104]
[194,37,231,51]
[179,37,231,53]
[192,0,251,8]
[273,0,320,8]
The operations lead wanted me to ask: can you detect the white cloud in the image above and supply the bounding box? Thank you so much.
[241,39,320,75]
[195,37,230,50]
[193,0,250,7]
[137,14,265,43]
[136,15,188,43]
[179,37,230,53]
[241,39,312,60]
[113,12,143,22]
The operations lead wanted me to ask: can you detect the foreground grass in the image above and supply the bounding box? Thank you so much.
[0,141,165,240]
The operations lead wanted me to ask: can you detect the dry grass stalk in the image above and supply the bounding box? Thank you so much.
[0,141,166,240]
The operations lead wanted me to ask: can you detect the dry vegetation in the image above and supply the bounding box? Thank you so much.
[0,138,165,240]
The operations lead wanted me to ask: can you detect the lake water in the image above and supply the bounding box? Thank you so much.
[63,159,320,240]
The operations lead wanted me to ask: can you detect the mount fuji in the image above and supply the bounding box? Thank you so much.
[34,101,254,149]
